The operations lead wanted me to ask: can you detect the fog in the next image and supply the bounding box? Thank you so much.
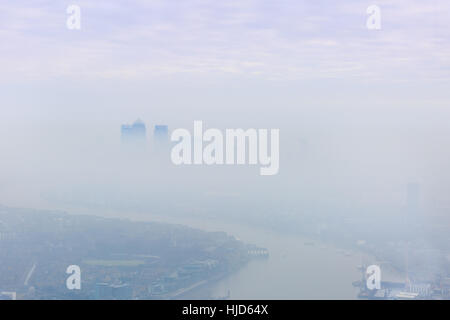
[1,0,449,300]
[2,78,450,217]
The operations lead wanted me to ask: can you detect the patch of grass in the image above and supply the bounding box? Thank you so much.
[83,259,146,267]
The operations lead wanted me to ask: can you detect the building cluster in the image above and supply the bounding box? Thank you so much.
[0,206,259,300]
[356,275,450,300]
[121,119,169,146]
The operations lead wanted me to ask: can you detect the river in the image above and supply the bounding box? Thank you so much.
[103,210,368,299]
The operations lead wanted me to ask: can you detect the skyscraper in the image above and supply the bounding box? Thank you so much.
[406,183,420,213]
[153,125,169,144]
[121,119,147,144]
[404,182,421,232]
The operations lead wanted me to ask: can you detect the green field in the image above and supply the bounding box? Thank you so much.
[83,259,146,267]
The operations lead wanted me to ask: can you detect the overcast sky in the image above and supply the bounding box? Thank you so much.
[0,0,449,82]
[1,1,450,215]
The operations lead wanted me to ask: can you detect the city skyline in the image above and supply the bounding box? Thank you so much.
[0,1,449,302]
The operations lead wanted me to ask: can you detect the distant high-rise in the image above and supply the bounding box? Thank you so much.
[153,125,169,144]
[406,183,420,213]
[121,119,146,143]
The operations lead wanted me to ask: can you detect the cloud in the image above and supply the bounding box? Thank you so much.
[0,0,449,82]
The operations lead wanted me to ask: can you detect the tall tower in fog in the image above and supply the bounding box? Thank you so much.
[405,182,421,232]
[153,125,169,144]
[121,119,147,144]
[406,183,420,214]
